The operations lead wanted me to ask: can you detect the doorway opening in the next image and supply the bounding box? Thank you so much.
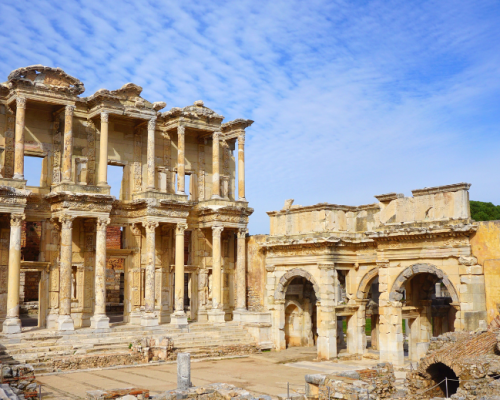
[427,362,459,397]
[106,225,125,323]
[284,277,317,348]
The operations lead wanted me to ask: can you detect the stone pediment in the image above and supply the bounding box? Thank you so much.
[221,119,254,133]
[162,100,224,123]
[7,65,85,95]
[87,83,165,113]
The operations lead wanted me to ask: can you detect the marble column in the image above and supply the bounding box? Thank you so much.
[58,215,75,331]
[208,225,225,322]
[61,105,75,183]
[146,117,156,191]
[142,220,159,326]
[13,97,26,180]
[90,217,110,329]
[177,124,185,195]
[235,228,247,310]
[171,223,188,326]
[98,112,109,186]
[211,131,221,199]
[2,213,25,333]
[237,131,246,201]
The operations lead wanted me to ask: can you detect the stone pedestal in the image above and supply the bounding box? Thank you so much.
[90,314,111,330]
[140,314,158,327]
[207,309,225,323]
[232,309,248,323]
[170,312,188,327]
[129,310,143,325]
[2,318,21,334]
[58,315,75,331]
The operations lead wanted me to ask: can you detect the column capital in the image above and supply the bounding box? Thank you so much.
[96,217,111,231]
[213,131,221,140]
[16,97,27,109]
[237,228,248,238]
[65,105,75,117]
[100,111,109,122]
[148,117,157,131]
[50,217,61,232]
[60,214,75,229]
[237,131,245,144]
[176,222,188,235]
[212,225,224,237]
[10,213,25,227]
[144,220,159,233]
[130,222,142,236]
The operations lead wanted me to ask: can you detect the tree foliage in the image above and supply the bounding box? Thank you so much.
[470,200,500,222]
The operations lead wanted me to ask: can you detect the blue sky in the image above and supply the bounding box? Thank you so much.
[2,0,500,234]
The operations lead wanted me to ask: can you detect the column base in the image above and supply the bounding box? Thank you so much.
[211,195,222,200]
[12,174,24,180]
[207,309,225,323]
[57,315,75,331]
[2,318,21,334]
[129,310,143,325]
[170,312,188,328]
[90,314,110,330]
[232,309,248,323]
[141,313,159,327]
[238,197,247,202]
[176,191,186,195]
[46,313,59,329]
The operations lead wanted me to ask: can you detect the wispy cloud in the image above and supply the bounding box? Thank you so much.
[1,0,499,233]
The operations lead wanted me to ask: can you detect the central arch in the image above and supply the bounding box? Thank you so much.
[389,263,459,303]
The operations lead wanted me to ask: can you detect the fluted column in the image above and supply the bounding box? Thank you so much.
[2,214,25,333]
[98,112,109,186]
[235,228,247,310]
[238,131,246,201]
[13,97,26,180]
[91,217,110,329]
[208,226,225,322]
[141,220,159,326]
[61,105,75,183]
[211,131,221,199]
[147,117,156,190]
[58,215,75,331]
[171,223,188,326]
[177,124,185,194]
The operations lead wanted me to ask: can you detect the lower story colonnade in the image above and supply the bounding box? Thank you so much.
[0,206,251,333]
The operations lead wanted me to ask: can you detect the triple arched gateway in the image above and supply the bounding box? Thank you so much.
[258,183,489,364]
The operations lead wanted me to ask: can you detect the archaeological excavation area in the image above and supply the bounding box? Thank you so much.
[1,65,500,399]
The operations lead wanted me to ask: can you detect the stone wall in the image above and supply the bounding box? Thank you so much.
[406,328,500,399]
[246,235,266,312]
[305,362,396,399]
[470,220,500,323]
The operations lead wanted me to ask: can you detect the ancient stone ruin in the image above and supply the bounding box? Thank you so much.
[1,64,500,399]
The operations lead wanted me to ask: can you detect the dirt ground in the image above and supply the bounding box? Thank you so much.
[36,348,391,399]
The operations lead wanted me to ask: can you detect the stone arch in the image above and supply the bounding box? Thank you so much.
[274,268,321,301]
[389,263,459,303]
[356,267,379,299]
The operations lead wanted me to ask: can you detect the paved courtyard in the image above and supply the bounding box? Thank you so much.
[36,348,401,399]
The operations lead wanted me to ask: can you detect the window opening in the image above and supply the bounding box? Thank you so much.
[108,164,124,200]
[24,155,44,187]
